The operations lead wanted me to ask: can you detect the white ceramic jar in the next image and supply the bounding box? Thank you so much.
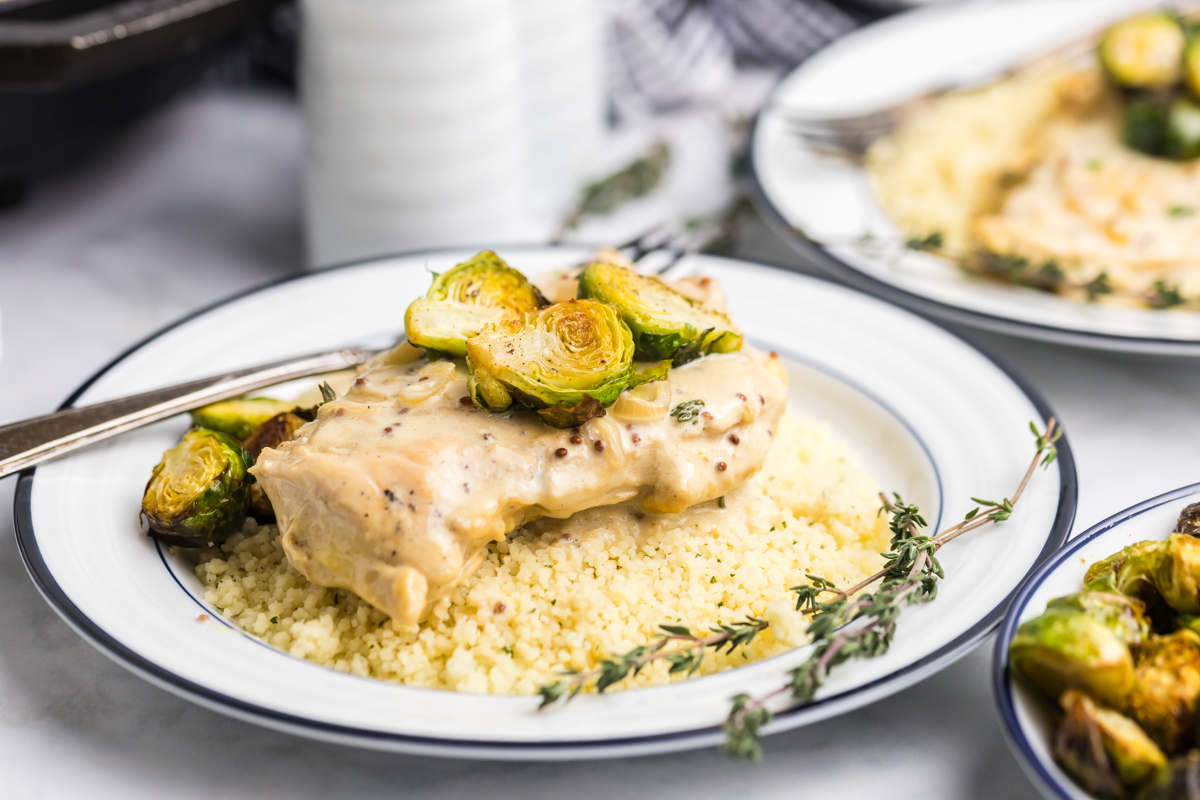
[302,0,603,267]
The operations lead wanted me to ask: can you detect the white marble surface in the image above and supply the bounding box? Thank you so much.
[2,86,1199,799]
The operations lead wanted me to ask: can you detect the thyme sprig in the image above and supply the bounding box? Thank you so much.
[537,618,770,708]
[535,421,1060,760]
[722,419,1060,759]
[864,232,1196,310]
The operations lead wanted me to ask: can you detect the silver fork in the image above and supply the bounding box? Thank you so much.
[0,231,728,480]
[778,31,1102,157]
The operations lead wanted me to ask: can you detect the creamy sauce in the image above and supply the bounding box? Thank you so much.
[251,347,788,624]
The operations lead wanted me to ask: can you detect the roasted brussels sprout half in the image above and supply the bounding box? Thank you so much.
[1125,630,1200,753]
[1167,99,1200,161]
[1054,689,1167,798]
[1157,535,1200,615]
[577,261,742,363]
[141,428,251,547]
[1125,97,1172,158]
[1048,592,1150,647]
[1139,750,1200,800]
[1085,541,1169,600]
[1187,38,1200,102]
[191,397,297,442]
[1176,503,1200,537]
[1009,609,1135,708]
[1100,13,1186,89]
[242,411,311,521]
[404,250,546,358]
[466,299,636,428]
[1123,98,1200,161]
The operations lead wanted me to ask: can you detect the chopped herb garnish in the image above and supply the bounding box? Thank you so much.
[1085,272,1114,301]
[1170,205,1195,217]
[670,399,706,424]
[1149,280,1186,309]
[905,231,944,251]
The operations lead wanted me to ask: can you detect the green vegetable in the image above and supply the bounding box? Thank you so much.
[1122,97,1200,161]
[1053,689,1166,797]
[1084,540,1169,600]
[1125,630,1200,753]
[466,299,636,428]
[577,261,742,363]
[1185,35,1200,100]
[1166,99,1200,160]
[1140,750,1200,799]
[1156,534,1200,614]
[1047,591,1150,647]
[243,411,311,521]
[1100,13,1185,89]
[404,250,547,358]
[1009,609,1135,708]
[141,428,252,547]
[191,397,296,442]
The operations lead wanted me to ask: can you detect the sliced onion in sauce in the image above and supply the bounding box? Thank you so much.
[610,380,671,422]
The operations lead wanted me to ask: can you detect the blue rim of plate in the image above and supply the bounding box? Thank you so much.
[747,105,1200,355]
[11,245,1078,757]
[992,482,1200,799]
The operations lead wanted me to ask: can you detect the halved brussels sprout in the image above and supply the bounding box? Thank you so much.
[243,411,312,521]
[1157,535,1200,615]
[1176,502,1200,537]
[1166,99,1200,161]
[577,261,742,363]
[1085,541,1169,600]
[1009,609,1135,708]
[1054,689,1166,797]
[1125,630,1200,753]
[1187,38,1200,101]
[191,397,297,442]
[1100,13,1186,89]
[141,428,251,547]
[1139,750,1200,800]
[404,250,546,358]
[465,299,636,428]
[1125,97,1172,158]
[1048,592,1150,647]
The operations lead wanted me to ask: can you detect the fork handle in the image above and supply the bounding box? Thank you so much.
[0,347,375,480]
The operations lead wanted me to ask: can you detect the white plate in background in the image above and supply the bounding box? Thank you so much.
[750,0,1200,354]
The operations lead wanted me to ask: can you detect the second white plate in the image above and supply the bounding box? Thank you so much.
[751,0,1200,354]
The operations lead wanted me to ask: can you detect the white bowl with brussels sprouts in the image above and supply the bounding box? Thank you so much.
[996,485,1200,799]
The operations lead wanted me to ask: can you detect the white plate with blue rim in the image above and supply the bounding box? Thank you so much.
[14,245,1075,759]
[749,0,1200,355]
[994,484,1200,799]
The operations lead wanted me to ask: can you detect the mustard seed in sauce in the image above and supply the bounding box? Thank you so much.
[716,461,727,471]
[729,433,740,445]
[555,448,568,458]
[493,602,506,614]
[631,433,641,444]
[384,426,393,433]
[355,376,367,385]
[736,393,747,401]
[460,396,473,406]
[570,435,582,445]
[418,376,429,382]
[595,440,606,452]
[701,411,713,421]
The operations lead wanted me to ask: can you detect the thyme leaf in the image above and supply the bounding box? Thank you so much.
[670,399,706,424]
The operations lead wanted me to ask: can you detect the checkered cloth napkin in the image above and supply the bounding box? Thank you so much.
[605,0,868,117]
